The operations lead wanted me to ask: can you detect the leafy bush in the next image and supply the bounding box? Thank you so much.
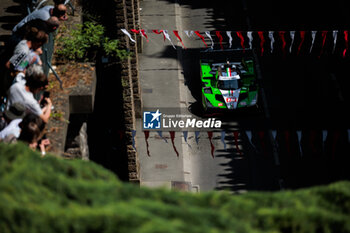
[55,22,129,62]
[0,142,350,233]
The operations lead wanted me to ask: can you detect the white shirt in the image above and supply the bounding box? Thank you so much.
[7,82,43,117]
[0,118,22,140]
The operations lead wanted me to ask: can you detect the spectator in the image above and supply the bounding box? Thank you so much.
[6,64,52,123]
[17,114,45,151]
[0,102,26,133]
[10,17,59,46]
[12,4,67,34]
[6,27,48,74]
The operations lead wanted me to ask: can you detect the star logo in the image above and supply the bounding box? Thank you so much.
[143,109,162,129]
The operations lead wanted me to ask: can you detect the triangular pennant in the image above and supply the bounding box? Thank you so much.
[289,31,295,53]
[170,131,179,157]
[163,30,176,49]
[279,31,287,57]
[152,29,166,41]
[258,31,265,56]
[221,131,227,150]
[297,31,306,55]
[215,31,224,50]
[207,131,215,158]
[319,31,328,58]
[284,130,291,155]
[205,31,214,49]
[140,29,149,42]
[296,130,303,156]
[245,130,255,149]
[226,31,233,48]
[271,130,277,141]
[121,29,136,43]
[184,30,194,38]
[322,130,328,151]
[247,31,253,49]
[194,31,208,47]
[268,31,275,53]
[157,131,168,143]
[183,131,191,148]
[132,130,137,151]
[309,31,317,53]
[233,131,242,156]
[343,30,349,58]
[173,30,186,49]
[195,131,200,145]
[236,31,245,51]
[144,131,150,157]
[130,29,140,34]
[332,30,338,53]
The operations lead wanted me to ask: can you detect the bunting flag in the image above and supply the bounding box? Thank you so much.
[121,29,136,43]
[132,130,137,151]
[247,31,253,49]
[163,30,176,49]
[258,31,265,56]
[121,29,349,58]
[245,130,256,149]
[236,31,245,51]
[343,30,349,58]
[157,131,168,143]
[194,31,208,47]
[289,31,295,53]
[216,31,224,50]
[144,131,150,157]
[117,129,124,140]
[221,131,227,150]
[310,130,318,154]
[183,131,191,148]
[279,31,287,56]
[195,131,200,145]
[296,130,303,156]
[205,31,214,49]
[152,29,166,41]
[332,30,338,53]
[170,131,179,157]
[271,130,278,147]
[233,131,242,156]
[319,31,328,57]
[331,131,340,159]
[207,131,215,158]
[322,130,328,151]
[226,31,233,48]
[140,29,149,42]
[173,30,186,49]
[284,130,291,155]
[269,31,275,53]
[310,31,317,53]
[184,30,194,38]
[297,31,306,55]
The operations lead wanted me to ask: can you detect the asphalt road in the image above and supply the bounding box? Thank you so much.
[137,0,350,192]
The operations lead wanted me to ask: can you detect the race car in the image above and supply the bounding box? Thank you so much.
[200,52,258,111]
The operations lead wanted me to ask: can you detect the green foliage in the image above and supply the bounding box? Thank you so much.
[56,22,129,62]
[1,142,350,233]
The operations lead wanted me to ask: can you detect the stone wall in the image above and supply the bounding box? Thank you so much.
[114,0,141,183]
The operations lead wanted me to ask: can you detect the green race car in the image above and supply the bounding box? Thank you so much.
[200,51,259,111]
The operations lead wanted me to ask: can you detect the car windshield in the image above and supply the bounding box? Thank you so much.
[217,79,240,90]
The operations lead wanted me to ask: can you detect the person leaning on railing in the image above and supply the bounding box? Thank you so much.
[5,64,52,124]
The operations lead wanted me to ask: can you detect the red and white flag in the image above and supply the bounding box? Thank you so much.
[173,30,186,49]
[194,31,208,47]
[236,31,245,51]
[258,31,265,56]
[163,30,176,49]
[216,31,224,50]
[297,31,306,55]
[343,30,349,58]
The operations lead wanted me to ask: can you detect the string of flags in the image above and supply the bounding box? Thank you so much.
[121,29,350,57]
[125,130,350,158]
